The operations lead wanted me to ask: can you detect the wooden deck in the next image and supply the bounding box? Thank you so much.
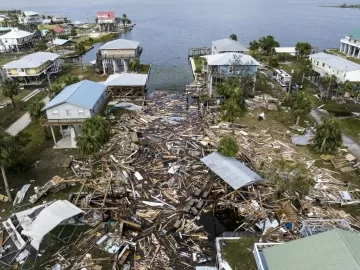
[188,47,211,59]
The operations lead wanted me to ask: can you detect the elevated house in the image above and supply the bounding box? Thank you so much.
[97,11,118,32]
[212,38,249,54]
[54,26,65,36]
[0,28,35,52]
[103,73,149,100]
[201,52,260,95]
[0,27,11,35]
[309,52,360,82]
[41,80,111,148]
[52,15,67,24]
[3,52,61,85]
[95,39,142,74]
[340,27,360,59]
[18,11,42,25]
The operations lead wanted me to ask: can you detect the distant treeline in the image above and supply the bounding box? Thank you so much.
[339,4,360,8]
[0,10,20,14]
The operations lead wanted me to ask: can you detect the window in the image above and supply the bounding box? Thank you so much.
[52,110,59,116]
[229,66,234,73]
[78,109,85,116]
[66,109,71,116]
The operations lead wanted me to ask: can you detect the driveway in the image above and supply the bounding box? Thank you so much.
[311,108,360,159]
[6,96,49,136]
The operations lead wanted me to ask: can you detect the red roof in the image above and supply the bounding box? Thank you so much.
[97,11,115,20]
[54,26,65,33]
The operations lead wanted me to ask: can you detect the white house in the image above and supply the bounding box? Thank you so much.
[212,38,249,54]
[97,39,142,74]
[41,80,110,147]
[0,28,34,52]
[309,52,360,82]
[340,28,360,59]
[18,11,42,25]
[201,52,260,95]
[52,15,67,23]
[3,52,61,85]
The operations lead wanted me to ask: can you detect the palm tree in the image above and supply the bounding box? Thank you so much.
[221,98,243,134]
[0,130,21,202]
[121,17,127,28]
[288,92,312,125]
[76,116,110,171]
[296,58,312,84]
[64,75,80,86]
[314,115,342,154]
[47,29,56,50]
[230,34,237,41]
[249,40,259,55]
[29,99,45,123]
[129,58,141,72]
[75,42,87,70]
[339,80,355,98]
[35,39,47,52]
[217,135,239,157]
[51,83,63,98]
[1,79,19,108]
[126,19,132,26]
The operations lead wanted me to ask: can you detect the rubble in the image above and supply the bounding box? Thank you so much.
[1,91,360,269]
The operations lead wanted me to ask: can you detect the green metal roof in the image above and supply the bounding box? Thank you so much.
[349,28,360,40]
[263,229,360,270]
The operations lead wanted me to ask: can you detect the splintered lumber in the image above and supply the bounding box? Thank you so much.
[118,219,142,231]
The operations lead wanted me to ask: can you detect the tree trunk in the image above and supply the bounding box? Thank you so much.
[296,116,300,126]
[301,73,305,84]
[10,96,15,108]
[1,166,12,202]
[232,122,235,135]
[320,137,327,152]
[81,57,83,70]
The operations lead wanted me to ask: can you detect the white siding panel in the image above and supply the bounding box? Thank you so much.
[46,103,91,120]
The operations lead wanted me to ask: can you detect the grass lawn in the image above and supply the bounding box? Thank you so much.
[54,65,106,83]
[193,56,205,71]
[220,237,258,270]
[340,117,360,143]
[0,90,48,129]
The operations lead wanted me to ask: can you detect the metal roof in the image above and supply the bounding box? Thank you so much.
[42,80,106,111]
[274,47,296,54]
[309,52,360,72]
[23,11,39,17]
[0,29,32,39]
[100,39,140,50]
[104,73,148,86]
[4,52,60,69]
[212,38,249,52]
[262,229,360,270]
[49,38,74,46]
[202,53,260,66]
[200,152,263,190]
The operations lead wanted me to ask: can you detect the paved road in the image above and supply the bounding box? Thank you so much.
[6,97,49,136]
[311,108,360,159]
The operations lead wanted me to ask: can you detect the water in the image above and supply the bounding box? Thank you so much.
[3,0,360,89]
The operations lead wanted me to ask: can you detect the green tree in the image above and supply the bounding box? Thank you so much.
[1,79,19,108]
[221,97,244,134]
[129,58,141,72]
[217,78,243,100]
[321,74,338,99]
[47,29,56,50]
[265,159,312,199]
[314,115,342,154]
[287,92,312,125]
[35,39,47,51]
[64,75,80,86]
[230,34,237,41]
[295,58,312,83]
[218,135,239,157]
[268,56,280,68]
[121,14,127,28]
[249,40,259,55]
[76,116,111,170]
[258,35,280,56]
[126,19,132,25]
[51,83,63,97]
[75,42,86,70]
[0,130,22,202]
[295,42,312,58]
[339,80,355,97]
[29,98,45,123]
[71,28,77,37]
